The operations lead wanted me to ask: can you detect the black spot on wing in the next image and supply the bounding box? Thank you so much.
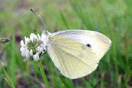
[86,44,91,48]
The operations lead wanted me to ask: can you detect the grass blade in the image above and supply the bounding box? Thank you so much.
[59,76,73,88]
[69,0,93,30]
[39,60,50,88]
[60,11,70,29]
[4,78,15,88]
[10,32,16,86]
[0,63,15,88]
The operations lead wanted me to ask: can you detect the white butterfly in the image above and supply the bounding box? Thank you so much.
[42,29,112,79]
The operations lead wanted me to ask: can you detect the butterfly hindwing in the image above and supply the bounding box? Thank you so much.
[47,35,99,79]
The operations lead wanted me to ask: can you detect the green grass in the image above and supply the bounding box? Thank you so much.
[0,0,132,87]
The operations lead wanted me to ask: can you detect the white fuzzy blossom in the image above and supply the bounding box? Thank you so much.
[20,33,46,61]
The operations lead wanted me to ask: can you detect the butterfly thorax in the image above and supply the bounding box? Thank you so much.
[41,30,51,51]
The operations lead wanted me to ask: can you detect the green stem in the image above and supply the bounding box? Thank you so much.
[39,60,50,88]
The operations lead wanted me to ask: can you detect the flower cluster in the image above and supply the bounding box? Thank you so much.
[20,33,46,61]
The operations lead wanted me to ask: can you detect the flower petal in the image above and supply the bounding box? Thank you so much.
[33,52,39,61]
[25,37,30,44]
[37,34,41,40]
[30,33,37,41]
[41,33,46,42]
[40,44,46,51]
[29,49,33,56]
[25,50,30,59]
[36,46,43,53]
[20,40,25,46]
[20,47,26,57]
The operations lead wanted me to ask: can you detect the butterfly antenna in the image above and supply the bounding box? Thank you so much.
[30,9,46,32]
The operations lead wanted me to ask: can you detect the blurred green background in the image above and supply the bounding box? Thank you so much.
[0,0,132,87]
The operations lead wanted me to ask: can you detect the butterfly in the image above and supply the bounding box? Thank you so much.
[42,29,112,79]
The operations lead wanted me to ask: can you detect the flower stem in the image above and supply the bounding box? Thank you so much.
[39,60,50,88]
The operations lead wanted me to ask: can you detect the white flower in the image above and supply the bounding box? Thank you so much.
[37,34,41,40]
[33,52,39,61]
[30,33,38,42]
[20,40,25,47]
[36,46,43,53]
[41,33,48,49]
[20,46,26,57]
[24,37,30,44]
[25,49,30,59]
[29,49,33,56]
[20,33,46,61]
[30,33,41,42]
[41,33,46,42]
[40,44,46,51]
[20,40,30,59]
[20,40,28,57]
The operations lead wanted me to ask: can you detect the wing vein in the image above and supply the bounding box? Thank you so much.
[49,42,95,54]
[51,45,87,78]
[58,46,80,78]
[53,46,70,77]
[51,44,94,70]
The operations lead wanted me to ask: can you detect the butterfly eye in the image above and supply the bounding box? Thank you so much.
[86,44,91,48]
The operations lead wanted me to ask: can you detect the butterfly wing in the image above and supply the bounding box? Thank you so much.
[51,30,112,61]
[47,35,99,79]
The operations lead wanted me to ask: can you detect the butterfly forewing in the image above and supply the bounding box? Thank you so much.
[52,30,112,61]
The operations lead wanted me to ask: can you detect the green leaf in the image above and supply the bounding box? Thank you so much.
[59,76,74,88]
